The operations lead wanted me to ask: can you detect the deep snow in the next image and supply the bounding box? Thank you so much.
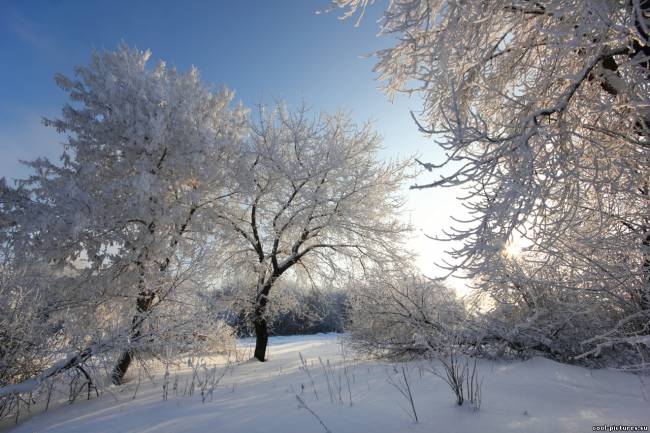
[2,334,648,433]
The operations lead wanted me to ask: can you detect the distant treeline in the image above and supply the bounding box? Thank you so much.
[226,290,349,337]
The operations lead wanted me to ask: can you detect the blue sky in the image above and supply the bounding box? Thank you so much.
[0,0,463,284]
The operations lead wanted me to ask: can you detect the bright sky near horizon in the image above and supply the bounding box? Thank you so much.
[0,0,467,291]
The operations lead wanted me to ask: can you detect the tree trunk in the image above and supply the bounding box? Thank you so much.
[253,277,275,362]
[111,291,155,385]
[640,217,650,311]
[253,317,269,362]
[111,351,134,385]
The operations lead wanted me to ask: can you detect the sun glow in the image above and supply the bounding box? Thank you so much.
[502,233,532,258]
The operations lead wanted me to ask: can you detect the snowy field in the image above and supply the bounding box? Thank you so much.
[2,334,648,433]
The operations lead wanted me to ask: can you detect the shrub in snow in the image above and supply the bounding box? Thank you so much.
[346,269,467,359]
[386,365,419,422]
[346,267,484,409]
[426,332,483,410]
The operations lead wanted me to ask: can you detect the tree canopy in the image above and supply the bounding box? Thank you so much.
[334,0,650,368]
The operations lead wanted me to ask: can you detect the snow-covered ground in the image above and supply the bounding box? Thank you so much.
[2,334,648,433]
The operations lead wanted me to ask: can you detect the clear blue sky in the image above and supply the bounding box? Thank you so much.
[0,0,462,283]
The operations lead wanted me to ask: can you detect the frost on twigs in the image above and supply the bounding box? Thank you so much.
[337,0,650,369]
[214,102,414,362]
[0,44,244,418]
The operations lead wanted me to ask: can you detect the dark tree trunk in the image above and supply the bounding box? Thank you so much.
[111,291,155,385]
[253,282,273,362]
[111,351,134,385]
[253,317,269,362]
[640,215,650,311]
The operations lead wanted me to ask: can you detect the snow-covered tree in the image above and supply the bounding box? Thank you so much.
[0,212,63,403]
[217,103,412,361]
[347,267,466,359]
[334,0,650,367]
[0,45,247,392]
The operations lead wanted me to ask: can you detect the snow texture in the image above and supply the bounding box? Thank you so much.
[2,334,648,433]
